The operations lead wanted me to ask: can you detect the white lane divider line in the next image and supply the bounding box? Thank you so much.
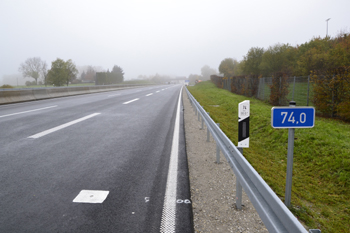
[108,94,121,97]
[28,113,101,139]
[156,91,160,93]
[123,98,139,104]
[160,87,183,233]
[146,93,153,96]
[73,190,109,203]
[0,105,57,118]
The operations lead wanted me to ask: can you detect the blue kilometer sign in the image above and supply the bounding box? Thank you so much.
[271,107,315,128]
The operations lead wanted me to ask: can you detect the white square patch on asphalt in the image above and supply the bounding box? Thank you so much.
[73,190,109,203]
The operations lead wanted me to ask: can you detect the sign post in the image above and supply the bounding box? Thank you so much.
[271,101,315,207]
[285,102,296,207]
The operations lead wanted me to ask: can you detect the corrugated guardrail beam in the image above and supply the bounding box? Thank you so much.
[186,87,309,233]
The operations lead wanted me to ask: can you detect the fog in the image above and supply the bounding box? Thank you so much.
[1,0,349,84]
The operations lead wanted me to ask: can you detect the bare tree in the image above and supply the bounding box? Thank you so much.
[18,57,47,85]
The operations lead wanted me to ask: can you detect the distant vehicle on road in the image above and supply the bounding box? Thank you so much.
[195,79,202,85]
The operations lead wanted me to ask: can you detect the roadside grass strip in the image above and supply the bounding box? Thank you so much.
[28,113,101,139]
[188,81,350,233]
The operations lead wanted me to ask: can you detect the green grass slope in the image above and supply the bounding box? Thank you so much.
[188,81,350,233]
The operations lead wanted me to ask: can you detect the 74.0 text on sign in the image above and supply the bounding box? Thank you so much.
[271,107,315,128]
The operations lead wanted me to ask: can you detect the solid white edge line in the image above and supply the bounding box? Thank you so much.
[123,98,139,104]
[0,106,57,118]
[28,113,101,139]
[160,86,183,233]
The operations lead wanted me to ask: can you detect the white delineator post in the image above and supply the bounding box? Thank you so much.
[238,100,250,148]
[237,100,250,209]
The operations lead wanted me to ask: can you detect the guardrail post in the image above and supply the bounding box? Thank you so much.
[207,112,210,142]
[216,123,220,164]
[201,112,204,129]
[236,147,243,210]
[309,230,321,233]
[198,109,200,121]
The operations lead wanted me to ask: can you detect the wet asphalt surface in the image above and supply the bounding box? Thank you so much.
[0,85,192,232]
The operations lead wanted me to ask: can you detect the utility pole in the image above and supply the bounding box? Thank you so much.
[326,18,331,37]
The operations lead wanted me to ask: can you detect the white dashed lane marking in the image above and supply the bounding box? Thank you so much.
[0,105,57,118]
[123,98,139,104]
[28,113,101,139]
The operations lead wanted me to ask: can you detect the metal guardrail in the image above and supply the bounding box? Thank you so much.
[185,87,320,233]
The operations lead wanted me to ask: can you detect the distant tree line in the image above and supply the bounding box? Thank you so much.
[214,32,350,121]
[18,58,125,87]
[218,32,350,77]
[187,65,218,85]
[18,57,79,86]
[95,65,124,85]
[136,74,172,84]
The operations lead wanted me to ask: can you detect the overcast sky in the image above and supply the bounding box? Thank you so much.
[1,0,349,82]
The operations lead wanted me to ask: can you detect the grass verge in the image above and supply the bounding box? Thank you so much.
[188,81,350,233]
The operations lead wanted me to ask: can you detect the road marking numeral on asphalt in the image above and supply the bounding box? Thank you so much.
[73,190,109,203]
[0,105,57,118]
[176,199,191,204]
[123,98,139,104]
[27,113,101,139]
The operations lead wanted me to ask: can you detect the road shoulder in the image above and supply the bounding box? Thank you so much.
[183,89,268,233]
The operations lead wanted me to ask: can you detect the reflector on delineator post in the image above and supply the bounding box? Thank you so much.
[238,100,250,148]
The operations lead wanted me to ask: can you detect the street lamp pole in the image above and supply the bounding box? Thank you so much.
[326,18,331,37]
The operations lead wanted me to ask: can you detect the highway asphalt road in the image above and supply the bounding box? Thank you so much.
[0,84,193,232]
